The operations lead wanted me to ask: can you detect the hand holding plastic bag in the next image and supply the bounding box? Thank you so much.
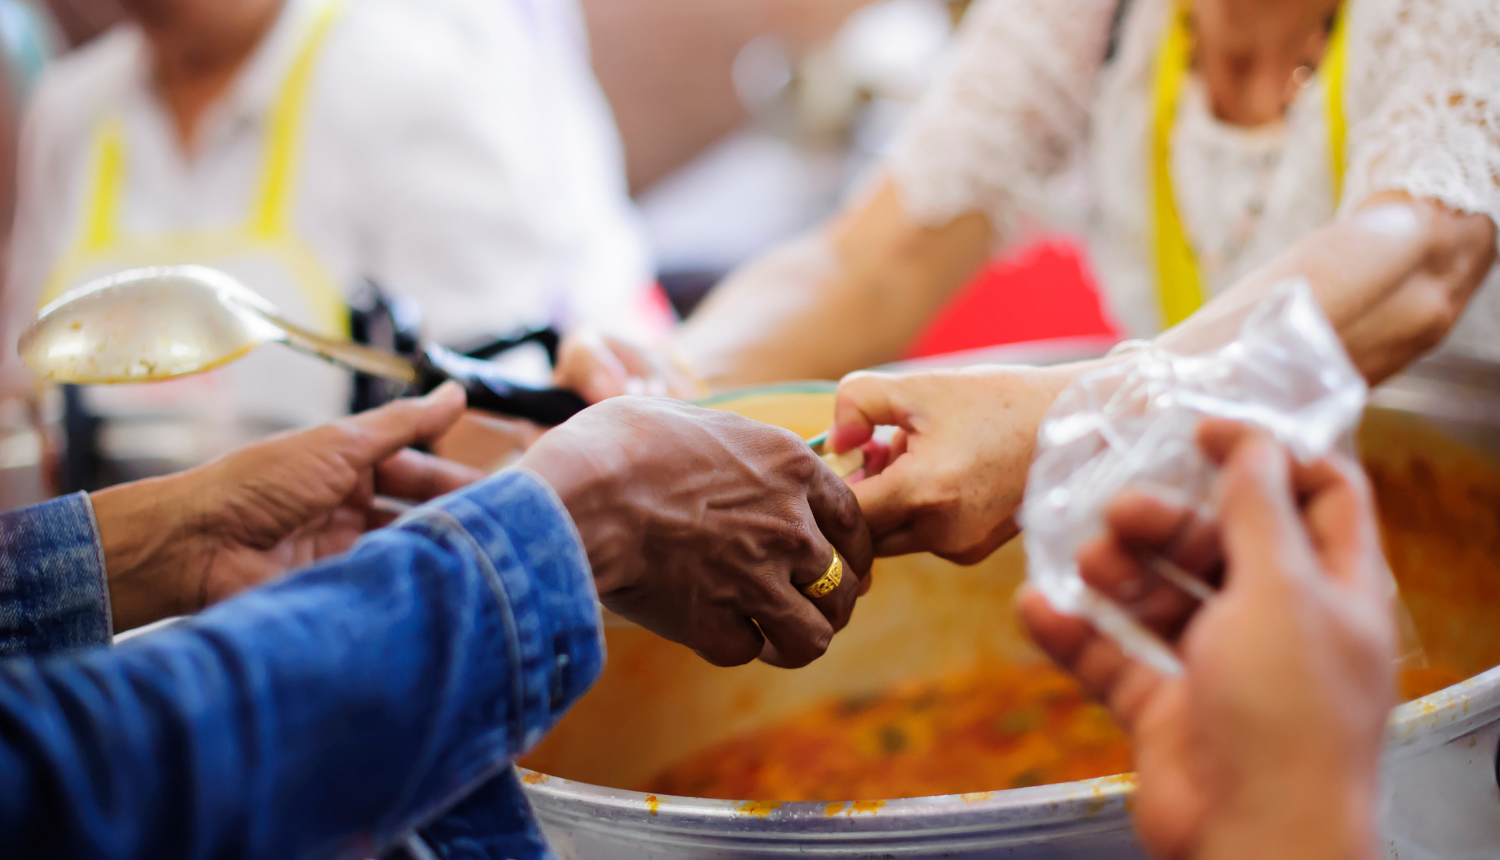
[1021,280,1369,674]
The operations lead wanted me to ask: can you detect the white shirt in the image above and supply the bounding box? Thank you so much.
[885,0,1500,358]
[5,0,663,390]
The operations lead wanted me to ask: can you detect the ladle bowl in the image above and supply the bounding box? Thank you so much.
[19,265,416,385]
[17,265,590,426]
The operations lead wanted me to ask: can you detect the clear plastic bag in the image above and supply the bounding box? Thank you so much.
[1020,280,1371,675]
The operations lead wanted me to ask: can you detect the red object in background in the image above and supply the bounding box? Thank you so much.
[901,237,1121,359]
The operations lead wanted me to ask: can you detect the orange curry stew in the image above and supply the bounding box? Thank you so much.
[637,662,1132,802]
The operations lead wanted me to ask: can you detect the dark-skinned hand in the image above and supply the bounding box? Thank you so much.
[92,383,482,631]
[518,396,874,669]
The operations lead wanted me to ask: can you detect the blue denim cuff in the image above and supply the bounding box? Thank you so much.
[0,491,113,657]
[397,468,604,756]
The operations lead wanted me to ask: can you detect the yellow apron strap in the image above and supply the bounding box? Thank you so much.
[43,0,350,335]
[1323,6,1350,204]
[1151,3,1202,329]
[249,0,344,238]
[1152,2,1348,329]
[80,118,126,254]
[38,117,127,305]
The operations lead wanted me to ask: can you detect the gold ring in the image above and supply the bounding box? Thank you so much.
[801,553,843,599]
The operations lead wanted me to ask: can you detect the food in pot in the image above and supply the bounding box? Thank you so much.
[636,662,1132,801]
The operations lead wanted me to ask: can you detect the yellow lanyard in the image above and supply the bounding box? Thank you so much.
[1152,2,1349,328]
[41,0,347,334]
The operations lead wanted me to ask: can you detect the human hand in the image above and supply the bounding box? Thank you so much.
[1018,421,1394,860]
[829,364,1080,563]
[552,329,702,404]
[93,383,483,631]
[518,396,874,668]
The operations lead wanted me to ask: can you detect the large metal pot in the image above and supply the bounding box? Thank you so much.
[519,358,1500,860]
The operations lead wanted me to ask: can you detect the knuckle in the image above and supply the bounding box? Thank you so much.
[755,506,812,554]
[839,369,895,392]
[832,492,864,535]
[831,589,858,631]
[808,626,834,660]
[834,373,880,412]
[836,370,879,394]
[1410,285,1464,351]
[313,420,363,451]
[782,448,819,485]
[703,640,759,668]
[786,523,825,564]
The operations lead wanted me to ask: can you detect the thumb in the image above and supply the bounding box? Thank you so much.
[1214,434,1314,594]
[831,371,908,454]
[344,382,468,464]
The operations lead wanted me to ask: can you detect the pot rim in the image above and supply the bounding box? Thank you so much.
[520,769,1137,837]
[522,667,1500,830]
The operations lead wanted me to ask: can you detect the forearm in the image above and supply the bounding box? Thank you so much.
[674,180,992,387]
[89,473,204,632]
[0,471,602,860]
[1156,195,1497,384]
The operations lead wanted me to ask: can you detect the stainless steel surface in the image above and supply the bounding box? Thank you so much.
[522,351,1500,860]
[19,265,417,385]
[527,775,1142,860]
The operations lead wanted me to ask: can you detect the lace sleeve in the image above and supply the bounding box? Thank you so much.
[884,0,1118,239]
[1341,0,1500,245]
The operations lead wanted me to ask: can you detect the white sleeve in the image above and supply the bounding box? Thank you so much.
[883,0,1119,238]
[1341,0,1500,242]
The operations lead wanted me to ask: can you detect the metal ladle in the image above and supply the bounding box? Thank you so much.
[18,265,590,425]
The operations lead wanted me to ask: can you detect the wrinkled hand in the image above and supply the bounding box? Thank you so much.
[830,365,1075,563]
[1019,421,1393,860]
[519,397,874,668]
[553,329,702,404]
[93,383,482,631]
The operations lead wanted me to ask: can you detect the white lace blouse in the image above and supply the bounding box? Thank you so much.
[886,0,1500,358]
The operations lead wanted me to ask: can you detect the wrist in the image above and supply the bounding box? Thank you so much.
[1198,777,1380,860]
[517,431,637,595]
[90,470,207,631]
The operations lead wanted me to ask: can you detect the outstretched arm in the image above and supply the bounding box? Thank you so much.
[670,180,993,387]
[831,194,1495,561]
[554,0,1120,399]
[0,469,603,860]
[0,385,478,658]
[1156,194,1494,384]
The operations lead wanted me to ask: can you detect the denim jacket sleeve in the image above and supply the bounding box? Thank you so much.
[0,469,604,860]
[0,492,113,658]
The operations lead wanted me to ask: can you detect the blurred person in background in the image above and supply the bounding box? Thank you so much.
[1023,420,1396,860]
[0,0,55,509]
[1,0,668,485]
[0,387,872,858]
[556,0,1499,562]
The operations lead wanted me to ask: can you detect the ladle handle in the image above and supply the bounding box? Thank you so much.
[461,379,589,427]
[276,316,419,383]
[419,345,589,427]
